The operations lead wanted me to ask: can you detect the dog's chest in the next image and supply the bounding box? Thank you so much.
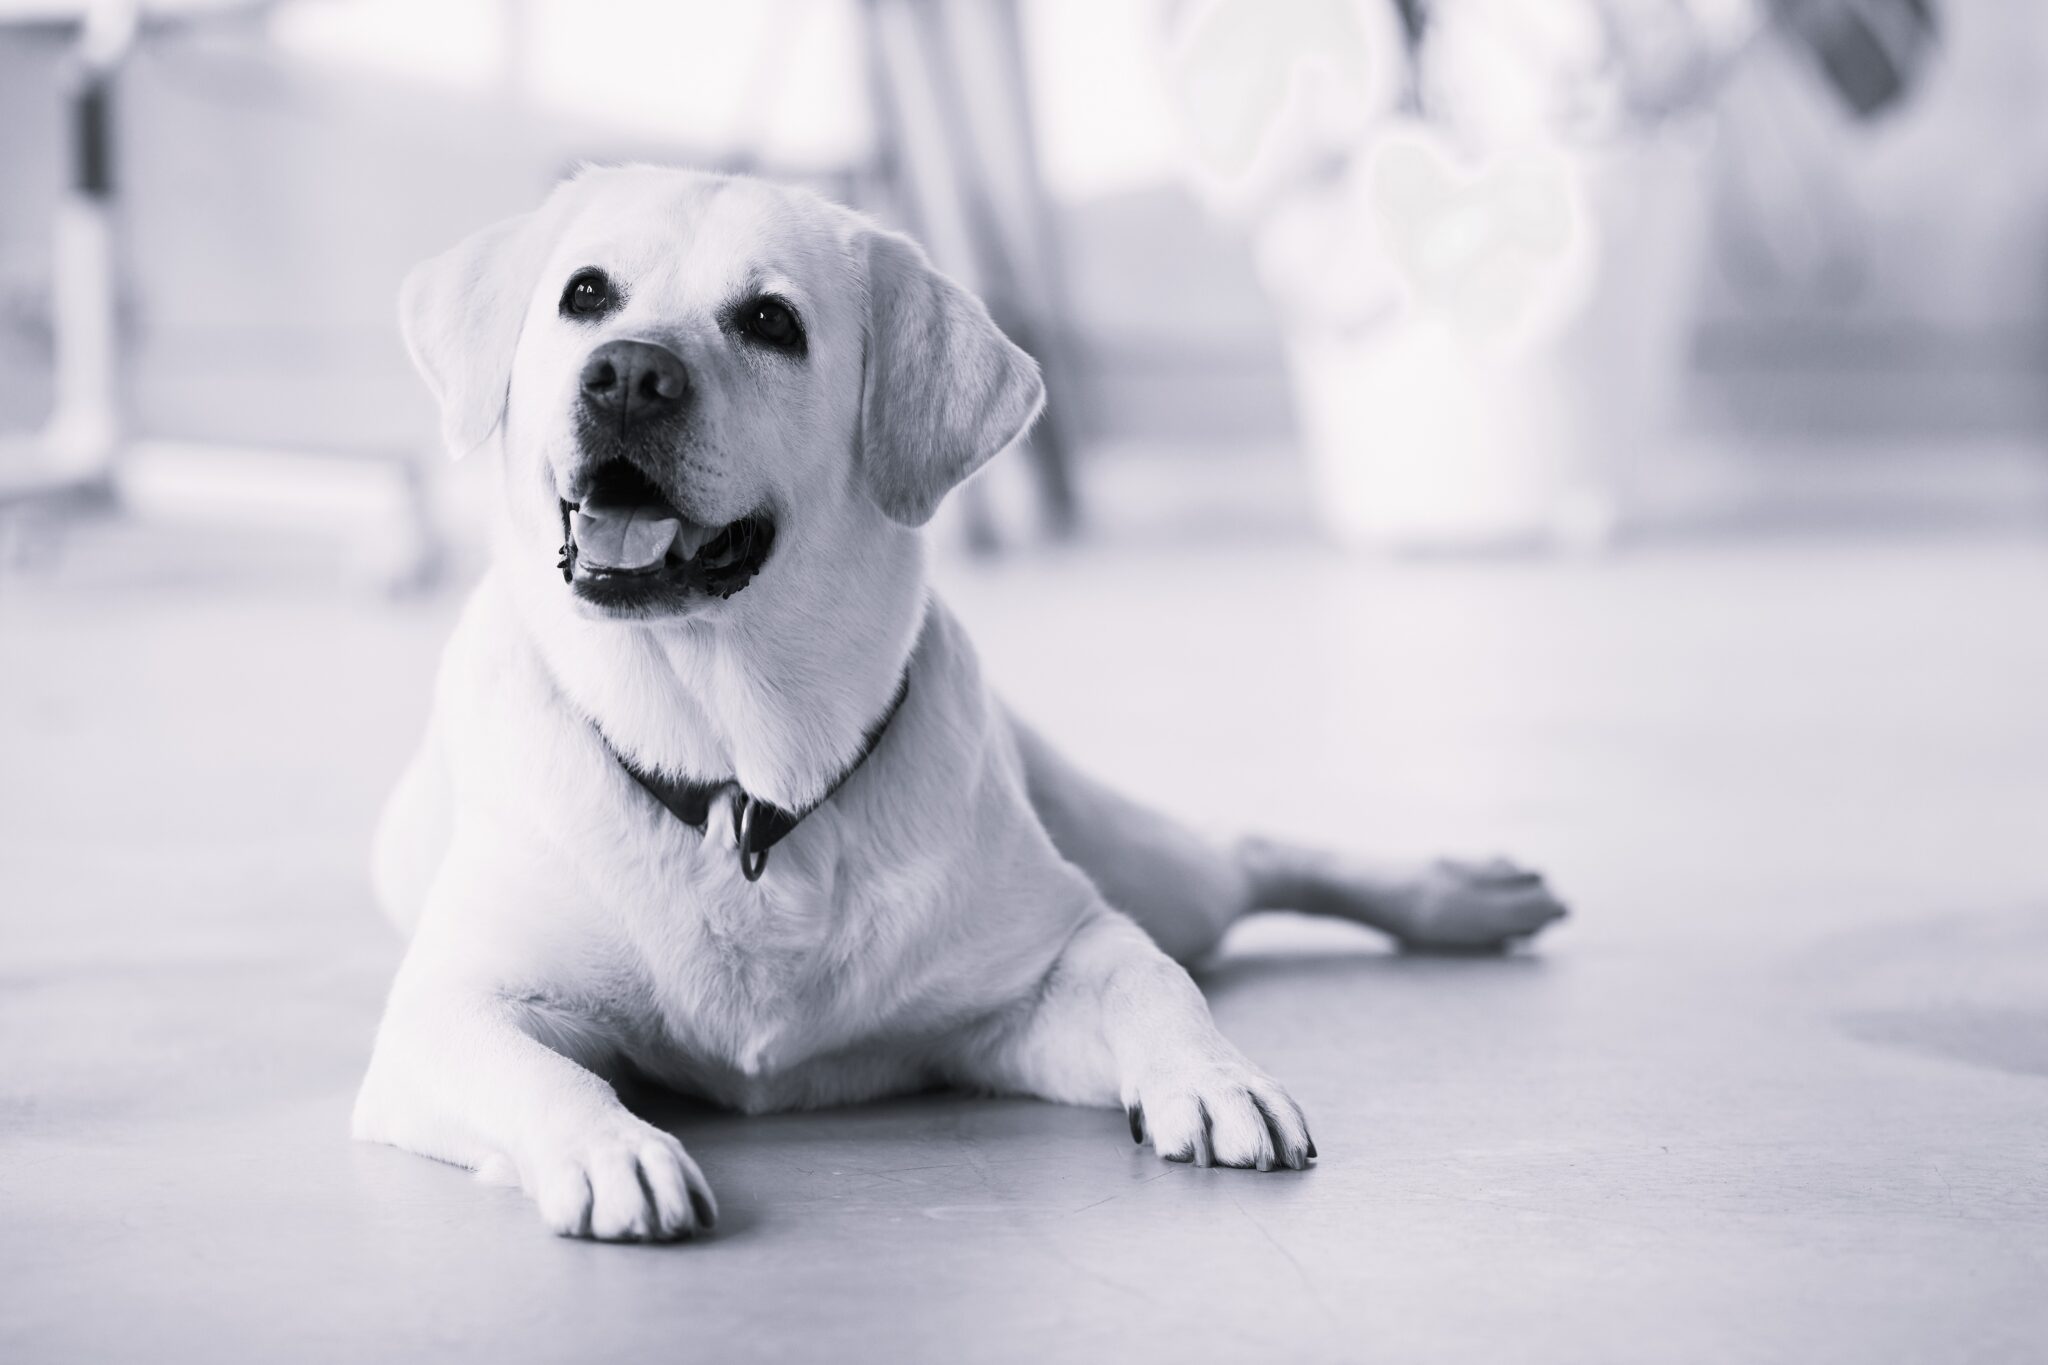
[608,833,962,1109]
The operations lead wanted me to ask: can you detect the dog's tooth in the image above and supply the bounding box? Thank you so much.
[669,521,718,562]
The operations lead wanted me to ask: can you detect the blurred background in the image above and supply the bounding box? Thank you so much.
[6,5,2048,1359]
[0,0,2035,572]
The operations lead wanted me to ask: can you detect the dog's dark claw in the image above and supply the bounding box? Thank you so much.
[1251,1094,1291,1171]
[1305,1136,1317,1161]
[1127,1105,1145,1145]
[690,1189,717,1231]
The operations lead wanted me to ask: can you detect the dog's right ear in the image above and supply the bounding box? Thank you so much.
[399,210,547,459]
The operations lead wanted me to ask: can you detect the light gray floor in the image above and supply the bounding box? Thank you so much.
[3,523,2046,1364]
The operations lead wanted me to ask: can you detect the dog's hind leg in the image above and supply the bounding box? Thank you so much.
[1008,712,1568,960]
[1008,712,1249,962]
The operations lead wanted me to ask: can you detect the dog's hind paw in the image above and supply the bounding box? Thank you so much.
[1390,856,1568,952]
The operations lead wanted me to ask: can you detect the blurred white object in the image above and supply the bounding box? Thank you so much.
[1169,0,1752,551]
[1423,0,1761,144]
[1287,122,1708,551]
[1164,0,1407,212]
[118,440,441,589]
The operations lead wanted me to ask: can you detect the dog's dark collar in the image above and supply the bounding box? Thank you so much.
[600,675,909,882]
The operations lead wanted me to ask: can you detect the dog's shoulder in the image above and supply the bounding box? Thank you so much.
[427,573,613,818]
[433,572,551,715]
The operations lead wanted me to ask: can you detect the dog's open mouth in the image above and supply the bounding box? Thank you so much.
[558,460,774,609]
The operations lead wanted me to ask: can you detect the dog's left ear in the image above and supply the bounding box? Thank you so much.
[399,209,550,459]
[857,229,1045,526]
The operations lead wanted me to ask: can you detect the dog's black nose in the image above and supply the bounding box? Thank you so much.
[580,340,689,424]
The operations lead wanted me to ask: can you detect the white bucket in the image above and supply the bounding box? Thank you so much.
[1292,129,1710,552]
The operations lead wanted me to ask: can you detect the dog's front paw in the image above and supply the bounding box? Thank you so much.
[524,1120,717,1242]
[1393,856,1567,951]
[1126,1056,1313,1172]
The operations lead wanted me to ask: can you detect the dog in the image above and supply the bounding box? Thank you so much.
[354,166,1567,1242]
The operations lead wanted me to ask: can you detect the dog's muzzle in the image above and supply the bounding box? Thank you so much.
[558,459,774,605]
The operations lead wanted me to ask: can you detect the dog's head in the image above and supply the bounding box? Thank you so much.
[400,167,1043,620]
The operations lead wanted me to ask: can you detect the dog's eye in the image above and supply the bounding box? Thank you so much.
[561,270,616,319]
[741,298,804,352]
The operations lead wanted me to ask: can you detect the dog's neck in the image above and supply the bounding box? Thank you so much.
[502,520,928,811]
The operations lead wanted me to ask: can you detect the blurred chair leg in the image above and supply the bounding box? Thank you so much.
[956,0,1083,538]
[0,6,134,526]
[4,5,445,595]
[861,0,1084,543]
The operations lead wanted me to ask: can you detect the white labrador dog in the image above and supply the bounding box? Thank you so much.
[355,167,1566,1242]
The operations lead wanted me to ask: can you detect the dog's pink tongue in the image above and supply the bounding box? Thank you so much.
[570,503,681,571]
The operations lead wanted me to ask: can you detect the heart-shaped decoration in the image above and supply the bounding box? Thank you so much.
[1165,0,1397,185]
[1366,126,1588,348]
